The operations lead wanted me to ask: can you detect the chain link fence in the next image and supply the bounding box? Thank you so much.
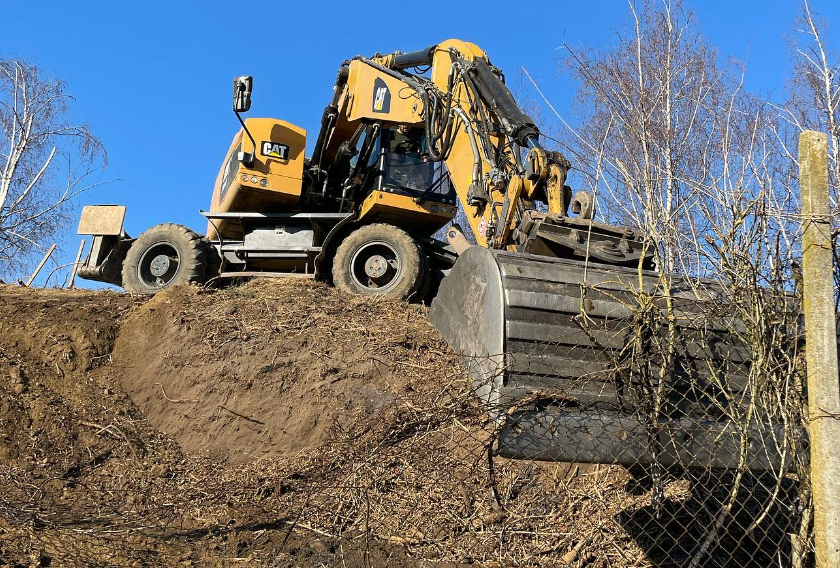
[0,266,818,566]
[281,270,812,568]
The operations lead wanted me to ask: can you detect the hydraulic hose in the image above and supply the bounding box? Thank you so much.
[424,58,458,161]
[450,107,482,190]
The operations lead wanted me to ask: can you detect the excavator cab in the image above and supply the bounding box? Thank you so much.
[376,127,455,204]
[382,126,433,194]
[345,125,455,207]
[348,125,457,235]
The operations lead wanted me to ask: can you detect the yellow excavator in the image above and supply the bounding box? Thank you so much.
[77,40,786,472]
[77,39,648,298]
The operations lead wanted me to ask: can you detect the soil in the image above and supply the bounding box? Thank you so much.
[0,280,663,568]
[114,280,459,463]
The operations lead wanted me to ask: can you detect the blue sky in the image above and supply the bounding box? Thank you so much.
[3,0,836,287]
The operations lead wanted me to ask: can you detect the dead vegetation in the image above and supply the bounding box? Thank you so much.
[0,279,714,567]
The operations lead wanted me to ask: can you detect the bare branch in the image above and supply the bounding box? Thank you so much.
[0,58,105,278]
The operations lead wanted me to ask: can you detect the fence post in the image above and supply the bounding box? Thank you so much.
[67,239,86,289]
[25,244,57,286]
[799,130,840,567]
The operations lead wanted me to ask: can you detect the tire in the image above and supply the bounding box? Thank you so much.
[200,237,223,282]
[121,223,207,294]
[332,223,427,302]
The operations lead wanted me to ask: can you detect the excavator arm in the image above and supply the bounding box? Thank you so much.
[337,40,651,268]
[375,40,573,250]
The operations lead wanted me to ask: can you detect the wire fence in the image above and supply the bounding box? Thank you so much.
[0,266,819,567]
[279,272,812,568]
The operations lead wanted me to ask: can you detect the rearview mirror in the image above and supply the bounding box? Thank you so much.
[233,75,253,113]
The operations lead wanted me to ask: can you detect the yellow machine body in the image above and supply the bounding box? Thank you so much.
[358,190,456,233]
[207,118,307,240]
[344,59,425,125]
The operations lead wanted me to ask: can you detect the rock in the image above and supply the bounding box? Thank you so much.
[10,366,27,385]
[309,539,330,554]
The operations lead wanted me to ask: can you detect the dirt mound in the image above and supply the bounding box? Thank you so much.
[0,280,655,568]
[114,279,454,461]
[0,281,473,567]
[0,286,140,468]
[0,286,183,566]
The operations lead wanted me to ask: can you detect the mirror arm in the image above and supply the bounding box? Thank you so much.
[234,110,256,166]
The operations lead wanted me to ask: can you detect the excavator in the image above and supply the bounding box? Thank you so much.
[76,40,791,472]
[77,39,648,298]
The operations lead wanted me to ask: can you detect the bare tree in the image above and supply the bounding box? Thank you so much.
[522,1,811,565]
[551,0,753,275]
[777,1,840,211]
[0,59,105,279]
[775,1,840,316]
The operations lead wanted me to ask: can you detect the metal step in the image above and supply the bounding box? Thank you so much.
[218,271,315,279]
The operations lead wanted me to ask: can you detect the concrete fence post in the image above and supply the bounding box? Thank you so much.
[799,130,840,567]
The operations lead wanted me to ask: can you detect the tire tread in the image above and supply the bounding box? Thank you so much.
[121,223,208,294]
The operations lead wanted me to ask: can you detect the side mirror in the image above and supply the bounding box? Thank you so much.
[233,75,253,113]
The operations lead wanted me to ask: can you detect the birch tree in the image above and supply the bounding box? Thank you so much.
[528,2,811,564]
[778,1,840,209]
[555,0,745,274]
[775,1,840,311]
[0,59,104,278]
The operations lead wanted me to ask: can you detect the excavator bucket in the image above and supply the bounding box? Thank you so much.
[429,247,801,472]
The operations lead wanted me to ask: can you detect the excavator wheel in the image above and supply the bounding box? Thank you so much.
[121,223,207,294]
[200,237,223,285]
[333,223,427,302]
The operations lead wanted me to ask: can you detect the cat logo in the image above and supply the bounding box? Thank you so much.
[261,141,289,160]
[372,77,391,113]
